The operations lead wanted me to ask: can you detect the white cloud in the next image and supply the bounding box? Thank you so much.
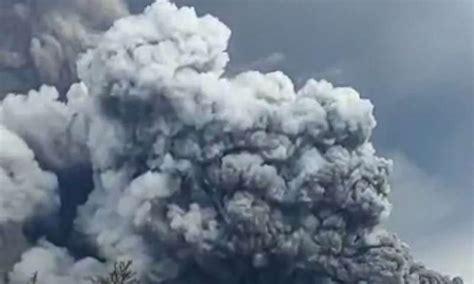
[228,52,285,74]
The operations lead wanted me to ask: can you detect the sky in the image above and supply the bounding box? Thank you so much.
[171,0,474,281]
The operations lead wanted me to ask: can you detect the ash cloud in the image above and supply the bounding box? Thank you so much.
[0,125,58,274]
[0,0,129,95]
[0,1,465,283]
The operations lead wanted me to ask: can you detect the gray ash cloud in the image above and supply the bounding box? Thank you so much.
[0,1,464,283]
[0,0,129,95]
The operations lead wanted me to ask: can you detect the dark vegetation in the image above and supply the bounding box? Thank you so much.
[3,261,139,284]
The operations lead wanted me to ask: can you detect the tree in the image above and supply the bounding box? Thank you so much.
[27,273,37,284]
[0,261,138,284]
[88,261,140,284]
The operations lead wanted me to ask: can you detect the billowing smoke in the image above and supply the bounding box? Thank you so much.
[0,0,129,95]
[0,124,58,275]
[0,1,464,283]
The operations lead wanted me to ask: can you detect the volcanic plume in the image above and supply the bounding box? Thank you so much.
[0,1,464,283]
[0,0,129,95]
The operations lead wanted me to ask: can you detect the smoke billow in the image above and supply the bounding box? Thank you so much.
[0,1,465,283]
[0,0,129,95]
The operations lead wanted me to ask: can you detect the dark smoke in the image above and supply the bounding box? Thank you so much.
[0,1,465,284]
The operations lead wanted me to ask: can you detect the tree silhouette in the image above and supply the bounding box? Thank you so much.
[27,273,37,284]
[1,261,139,284]
[88,261,140,284]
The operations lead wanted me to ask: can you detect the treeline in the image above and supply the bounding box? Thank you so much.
[3,261,139,284]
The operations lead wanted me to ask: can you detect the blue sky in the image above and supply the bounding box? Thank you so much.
[173,0,473,280]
